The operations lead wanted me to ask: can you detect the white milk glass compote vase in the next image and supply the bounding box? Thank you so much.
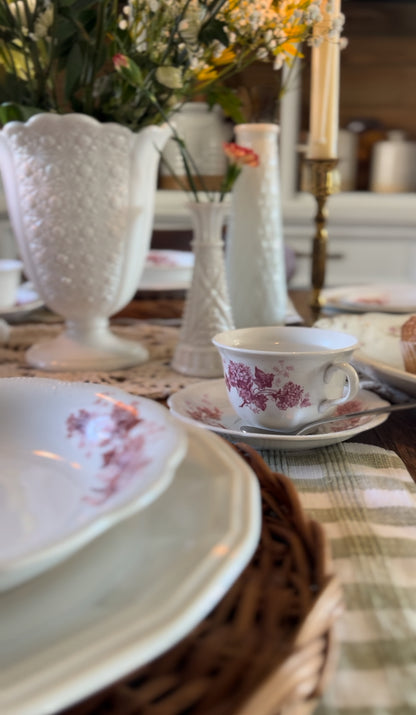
[171,199,234,377]
[226,123,287,328]
[0,113,170,371]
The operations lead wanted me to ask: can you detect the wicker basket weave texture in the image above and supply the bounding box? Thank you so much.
[63,443,343,715]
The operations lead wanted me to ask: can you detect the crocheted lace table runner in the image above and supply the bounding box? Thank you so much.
[0,322,202,399]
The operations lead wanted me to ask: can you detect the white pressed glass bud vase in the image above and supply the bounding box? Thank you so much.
[171,200,234,377]
[0,113,170,370]
[226,123,287,328]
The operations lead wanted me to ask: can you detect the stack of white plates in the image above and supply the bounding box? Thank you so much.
[0,378,260,714]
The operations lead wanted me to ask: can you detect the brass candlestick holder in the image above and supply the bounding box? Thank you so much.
[304,158,340,311]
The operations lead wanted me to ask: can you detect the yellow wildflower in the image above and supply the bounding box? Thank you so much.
[212,47,236,67]
[196,66,219,83]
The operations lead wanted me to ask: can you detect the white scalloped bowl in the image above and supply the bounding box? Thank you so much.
[0,378,187,591]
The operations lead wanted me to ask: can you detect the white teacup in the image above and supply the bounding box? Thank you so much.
[0,259,22,309]
[212,326,360,430]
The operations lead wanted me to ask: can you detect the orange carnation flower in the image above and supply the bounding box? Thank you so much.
[223,142,260,168]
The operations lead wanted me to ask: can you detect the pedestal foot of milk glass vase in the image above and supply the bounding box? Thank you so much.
[25,318,149,371]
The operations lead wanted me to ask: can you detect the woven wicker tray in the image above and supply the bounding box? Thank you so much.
[63,443,343,715]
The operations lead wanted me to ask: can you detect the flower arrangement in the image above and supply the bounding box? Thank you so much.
[0,1,339,129]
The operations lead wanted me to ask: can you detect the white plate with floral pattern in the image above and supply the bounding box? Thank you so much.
[0,378,187,591]
[0,281,43,319]
[138,249,194,291]
[168,380,390,451]
[0,425,261,715]
[321,283,416,314]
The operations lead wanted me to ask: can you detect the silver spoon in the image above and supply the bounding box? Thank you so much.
[240,400,416,437]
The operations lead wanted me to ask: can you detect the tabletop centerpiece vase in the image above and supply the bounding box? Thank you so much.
[171,200,234,377]
[225,123,287,328]
[0,113,170,371]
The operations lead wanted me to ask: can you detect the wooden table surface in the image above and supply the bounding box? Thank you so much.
[116,288,416,483]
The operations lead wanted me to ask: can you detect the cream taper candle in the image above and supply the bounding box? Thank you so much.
[307,0,342,159]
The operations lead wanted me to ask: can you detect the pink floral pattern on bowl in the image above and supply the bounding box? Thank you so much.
[66,394,160,505]
[224,359,311,413]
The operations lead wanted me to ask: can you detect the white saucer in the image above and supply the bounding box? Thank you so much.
[168,380,390,451]
[0,425,261,715]
[0,281,43,318]
[0,378,187,591]
[322,283,416,314]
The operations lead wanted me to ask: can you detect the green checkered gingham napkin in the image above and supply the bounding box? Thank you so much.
[263,441,416,715]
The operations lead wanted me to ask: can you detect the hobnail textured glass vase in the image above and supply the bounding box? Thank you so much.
[171,200,234,377]
[0,113,170,370]
[225,123,287,328]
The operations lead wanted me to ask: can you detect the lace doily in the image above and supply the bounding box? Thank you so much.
[0,322,206,399]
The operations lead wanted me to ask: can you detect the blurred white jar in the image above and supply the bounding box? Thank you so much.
[0,259,22,308]
[338,129,358,191]
[160,102,232,191]
[370,131,416,193]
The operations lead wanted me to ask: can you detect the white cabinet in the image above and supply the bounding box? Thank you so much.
[154,188,416,288]
[277,192,416,288]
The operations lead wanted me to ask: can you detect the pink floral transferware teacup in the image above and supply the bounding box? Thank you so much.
[212,326,360,430]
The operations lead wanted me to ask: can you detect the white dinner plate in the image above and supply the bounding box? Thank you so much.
[355,350,416,398]
[0,281,43,319]
[0,378,187,591]
[167,380,390,451]
[138,249,194,291]
[316,312,416,397]
[321,283,416,314]
[0,425,261,715]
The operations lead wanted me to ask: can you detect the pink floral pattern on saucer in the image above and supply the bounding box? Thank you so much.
[224,359,311,413]
[325,399,364,431]
[185,395,226,429]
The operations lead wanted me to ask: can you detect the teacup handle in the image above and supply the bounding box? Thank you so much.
[319,361,360,413]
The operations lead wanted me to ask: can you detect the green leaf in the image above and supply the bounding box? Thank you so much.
[54,16,78,44]
[64,42,85,99]
[205,85,245,123]
[0,102,43,125]
[62,0,99,12]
